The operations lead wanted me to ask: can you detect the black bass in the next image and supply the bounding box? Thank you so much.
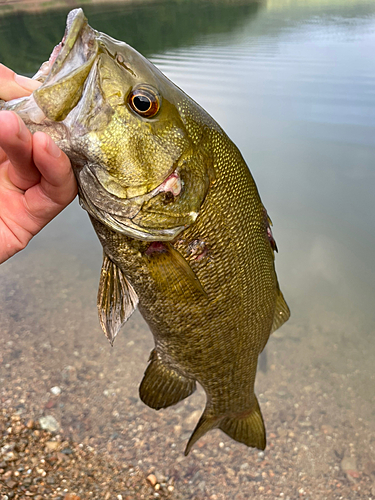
[1,9,290,455]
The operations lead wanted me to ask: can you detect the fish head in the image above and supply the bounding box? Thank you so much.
[28,9,215,241]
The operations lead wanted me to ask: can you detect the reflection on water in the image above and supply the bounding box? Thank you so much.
[0,1,262,74]
[0,0,375,498]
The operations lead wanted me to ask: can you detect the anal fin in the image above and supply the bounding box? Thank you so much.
[139,351,196,410]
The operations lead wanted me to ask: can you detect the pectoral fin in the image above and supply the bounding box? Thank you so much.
[97,254,138,345]
[140,350,196,410]
[145,242,207,299]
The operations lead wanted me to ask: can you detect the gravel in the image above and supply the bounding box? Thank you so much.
[0,410,174,499]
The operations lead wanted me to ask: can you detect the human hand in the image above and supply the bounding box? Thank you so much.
[0,64,77,264]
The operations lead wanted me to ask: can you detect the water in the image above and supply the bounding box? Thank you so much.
[0,1,374,498]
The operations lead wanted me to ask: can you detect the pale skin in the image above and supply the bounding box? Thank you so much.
[0,64,77,264]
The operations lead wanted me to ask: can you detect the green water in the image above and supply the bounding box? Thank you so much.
[0,1,374,498]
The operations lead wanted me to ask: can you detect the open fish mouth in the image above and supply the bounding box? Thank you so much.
[33,9,89,83]
[30,8,98,122]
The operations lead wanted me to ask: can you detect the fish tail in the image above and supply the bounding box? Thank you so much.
[219,397,266,450]
[184,397,266,456]
[184,411,221,456]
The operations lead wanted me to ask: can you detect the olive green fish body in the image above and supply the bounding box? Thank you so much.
[93,117,283,454]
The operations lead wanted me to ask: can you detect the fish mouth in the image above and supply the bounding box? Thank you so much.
[33,9,88,84]
[31,9,98,122]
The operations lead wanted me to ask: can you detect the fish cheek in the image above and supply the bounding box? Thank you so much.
[86,94,189,198]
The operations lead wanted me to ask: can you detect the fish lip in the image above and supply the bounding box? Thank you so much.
[33,8,88,83]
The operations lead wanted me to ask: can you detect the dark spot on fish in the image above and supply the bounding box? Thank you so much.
[188,239,209,261]
[163,191,174,204]
[264,209,278,253]
[267,226,278,252]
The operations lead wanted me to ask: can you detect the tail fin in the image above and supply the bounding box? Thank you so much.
[184,413,220,456]
[184,397,266,455]
[219,397,266,450]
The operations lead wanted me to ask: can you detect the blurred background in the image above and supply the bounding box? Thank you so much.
[0,1,374,499]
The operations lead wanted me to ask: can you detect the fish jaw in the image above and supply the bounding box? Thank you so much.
[32,9,99,122]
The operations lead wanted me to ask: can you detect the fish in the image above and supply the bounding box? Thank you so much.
[1,8,290,455]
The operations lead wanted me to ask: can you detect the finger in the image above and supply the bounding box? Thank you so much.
[23,132,77,224]
[0,147,6,165]
[0,63,41,100]
[33,132,77,205]
[0,111,41,190]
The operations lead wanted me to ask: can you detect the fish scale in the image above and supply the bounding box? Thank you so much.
[1,8,290,455]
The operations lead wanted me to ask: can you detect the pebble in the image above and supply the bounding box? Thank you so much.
[45,441,60,451]
[26,419,34,429]
[61,365,77,382]
[147,473,158,487]
[50,386,62,395]
[39,415,60,432]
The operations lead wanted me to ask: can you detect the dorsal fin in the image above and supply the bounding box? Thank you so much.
[97,254,138,345]
[271,285,290,334]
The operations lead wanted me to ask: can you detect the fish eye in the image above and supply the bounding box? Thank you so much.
[128,86,160,118]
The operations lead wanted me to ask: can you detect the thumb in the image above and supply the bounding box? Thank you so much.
[0,64,41,101]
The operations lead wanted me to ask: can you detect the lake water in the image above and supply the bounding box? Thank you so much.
[0,1,374,499]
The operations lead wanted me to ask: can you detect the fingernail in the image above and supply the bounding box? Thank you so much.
[46,136,61,158]
[17,116,30,143]
[14,74,41,93]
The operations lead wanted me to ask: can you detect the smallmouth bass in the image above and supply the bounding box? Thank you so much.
[1,9,290,455]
